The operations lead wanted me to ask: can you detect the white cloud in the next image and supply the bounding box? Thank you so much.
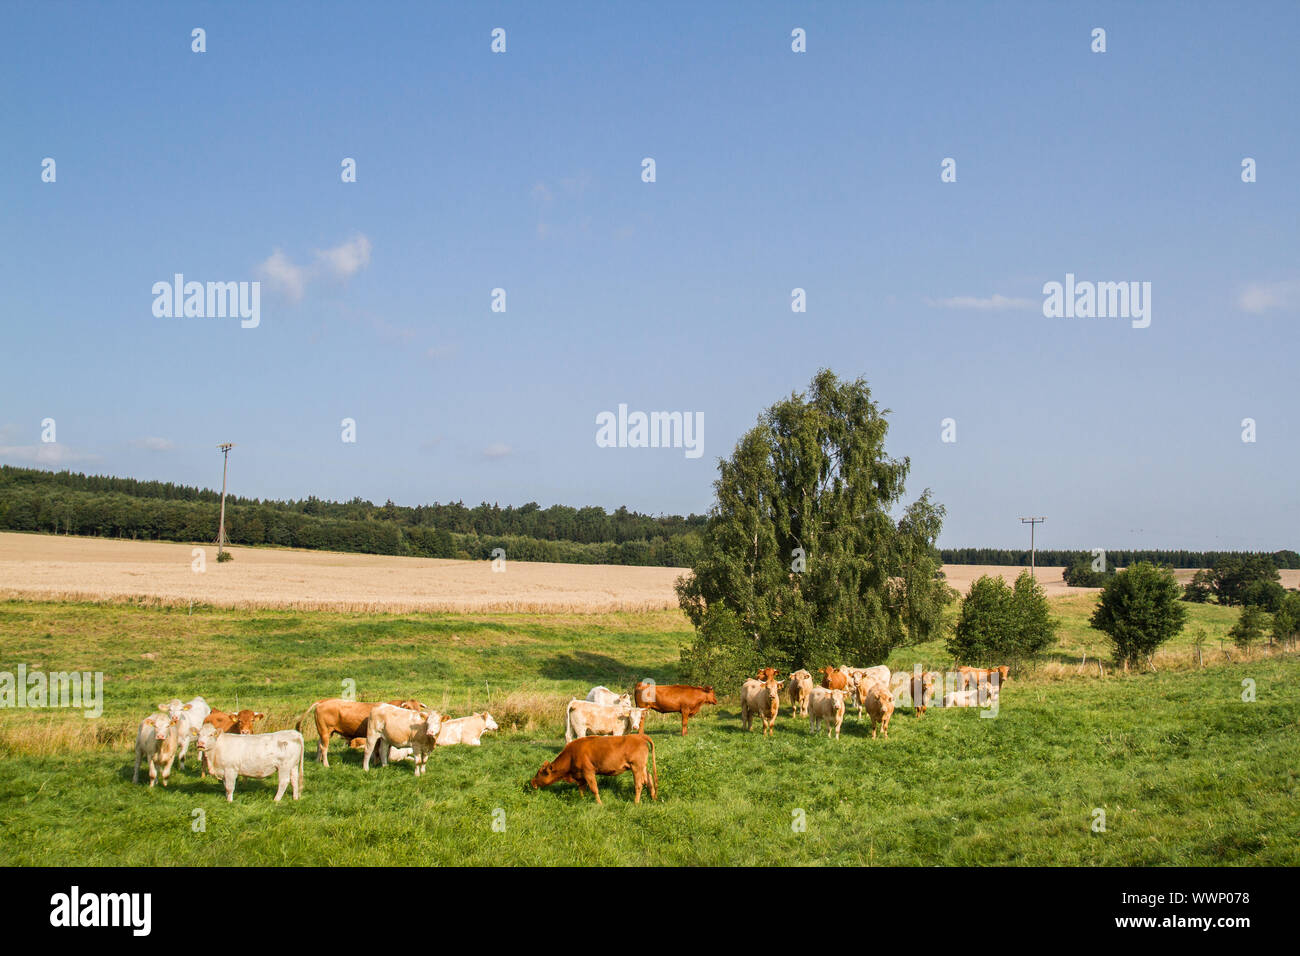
[130,437,174,452]
[315,234,372,279]
[1238,280,1300,314]
[257,248,308,302]
[0,444,99,466]
[926,294,1037,311]
[482,442,512,459]
[256,234,372,301]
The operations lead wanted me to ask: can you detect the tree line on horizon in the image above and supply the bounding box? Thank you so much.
[0,465,1294,573]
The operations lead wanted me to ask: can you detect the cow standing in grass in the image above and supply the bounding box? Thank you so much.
[633,683,716,736]
[531,733,658,805]
[133,713,180,787]
[740,675,783,736]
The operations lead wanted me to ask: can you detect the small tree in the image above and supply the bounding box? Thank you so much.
[1272,592,1300,650]
[947,571,1057,670]
[1182,569,1213,603]
[1090,562,1187,670]
[1229,605,1267,653]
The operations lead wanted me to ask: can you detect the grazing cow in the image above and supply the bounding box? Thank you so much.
[158,696,210,770]
[364,703,443,776]
[819,667,850,692]
[633,683,716,736]
[531,734,657,805]
[786,669,814,718]
[195,724,304,802]
[435,711,499,747]
[294,698,425,766]
[807,686,846,739]
[133,713,180,787]
[586,686,631,708]
[740,676,782,736]
[565,700,645,743]
[863,685,894,739]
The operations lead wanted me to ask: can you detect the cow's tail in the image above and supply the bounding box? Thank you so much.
[563,700,575,744]
[647,735,658,793]
[294,700,320,736]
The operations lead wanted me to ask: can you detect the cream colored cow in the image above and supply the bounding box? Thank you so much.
[364,703,443,776]
[786,669,814,717]
[807,686,846,739]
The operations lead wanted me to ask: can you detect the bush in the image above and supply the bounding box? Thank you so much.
[216,550,233,563]
[1229,606,1268,651]
[1090,562,1187,668]
[946,571,1058,669]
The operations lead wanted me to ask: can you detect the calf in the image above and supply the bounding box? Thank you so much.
[195,724,304,802]
[435,711,499,746]
[740,676,782,736]
[786,669,814,717]
[364,703,443,776]
[943,688,981,708]
[133,713,180,787]
[531,734,657,805]
[566,700,645,742]
[633,683,716,736]
[863,685,894,739]
[159,696,210,770]
[807,686,846,739]
[586,686,631,708]
[295,697,425,766]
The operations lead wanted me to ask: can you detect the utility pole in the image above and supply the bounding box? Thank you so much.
[1020,516,1046,577]
[217,443,235,558]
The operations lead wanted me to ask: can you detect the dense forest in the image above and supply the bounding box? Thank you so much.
[1,467,1295,571]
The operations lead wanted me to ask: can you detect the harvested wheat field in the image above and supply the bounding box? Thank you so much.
[3,533,1292,612]
[0,532,685,613]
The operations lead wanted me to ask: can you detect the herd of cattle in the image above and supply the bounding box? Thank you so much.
[130,664,1007,805]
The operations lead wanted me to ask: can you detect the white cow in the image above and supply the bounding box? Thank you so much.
[364,703,443,776]
[807,686,846,739]
[195,724,304,802]
[158,696,210,769]
[943,688,981,708]
[586,686,632,708]
[564,699,645,743]
[133,713,180,787]
[389,711,502,761]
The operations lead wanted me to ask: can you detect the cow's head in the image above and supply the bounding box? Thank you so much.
[480,712,500,732]
[157,698,184,719]
[422,710,443,739]
[703,686,716,704]
[531,760,559,789]
[234,710,263,734]
[398,699,427,713]
[629,707,647,732]
[149,714,177,741]
[756,667,779,683]
[195,721,219,751]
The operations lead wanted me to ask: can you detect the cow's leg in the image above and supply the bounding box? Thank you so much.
[176,735,189,769]
[362,730,380,771]
[291,760,302,799]
[318,732,330,767]
[274,769,289,802]
[583,770,602,805]
[148,760,157,787]
[680,709,691,737]
[632,765,645,803]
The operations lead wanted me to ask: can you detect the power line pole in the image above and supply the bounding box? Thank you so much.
[217,443,235,558]
[1020,516,1046,577]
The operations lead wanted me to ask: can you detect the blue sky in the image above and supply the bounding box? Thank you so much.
[2,1,1297,550]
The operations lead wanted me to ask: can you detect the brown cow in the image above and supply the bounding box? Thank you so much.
[531,734,658,805]
[819,666,850,692]
[863,684,894,739]
[958,665,1009,690]
[294,698,425,766]
[203,709,264,735]
[755,667,781,683]
[633,683,716,737]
